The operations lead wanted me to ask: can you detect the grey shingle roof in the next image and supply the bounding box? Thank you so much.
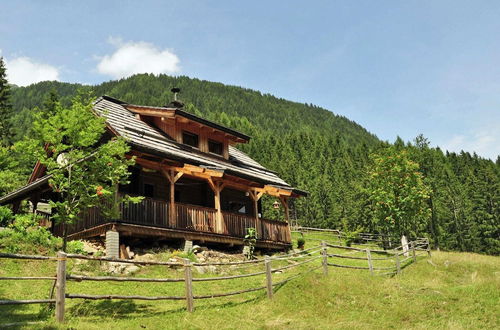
[94,96,293,189]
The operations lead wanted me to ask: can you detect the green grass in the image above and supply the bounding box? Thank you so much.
[0,235,499,329]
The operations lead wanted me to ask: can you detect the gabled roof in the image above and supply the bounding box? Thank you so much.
[94,96,306,195]
[111,95,250,142]
[0,96,306,206]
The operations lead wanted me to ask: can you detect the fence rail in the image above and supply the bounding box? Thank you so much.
[0,233,430,324]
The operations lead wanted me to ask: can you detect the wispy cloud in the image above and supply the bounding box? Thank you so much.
[96,38,180,79]
[4,56,59,86]
[442,127,499,160]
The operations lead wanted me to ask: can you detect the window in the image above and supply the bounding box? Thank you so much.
[182,131,199,148]
[208,139,223,155]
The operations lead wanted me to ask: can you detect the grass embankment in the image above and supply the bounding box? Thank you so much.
[0,232,499,329]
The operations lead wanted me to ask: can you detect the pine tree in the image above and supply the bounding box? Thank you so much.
[0,57,13,146]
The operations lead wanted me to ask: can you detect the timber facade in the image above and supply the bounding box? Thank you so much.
[0,95,306,250]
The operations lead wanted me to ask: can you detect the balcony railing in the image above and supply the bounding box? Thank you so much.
[53,196,291,244]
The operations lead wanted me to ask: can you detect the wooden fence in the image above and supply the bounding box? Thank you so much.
[0,236,430,324]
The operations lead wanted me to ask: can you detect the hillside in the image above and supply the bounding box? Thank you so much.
[0,232,499,329]
[4,74,500,255]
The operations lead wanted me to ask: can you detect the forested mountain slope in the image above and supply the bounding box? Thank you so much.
[6,74,500,255]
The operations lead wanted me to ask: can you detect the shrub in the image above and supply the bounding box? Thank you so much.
[0,213,85,255]
[0,206,13,226]
[297,237,306,249]
[243,227,257,259]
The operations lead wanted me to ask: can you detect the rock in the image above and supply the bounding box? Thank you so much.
[82,240,100,254]
[194,266,206,274]
[191,245,202,253]
[134,253,155,262]
[123,265,140,275]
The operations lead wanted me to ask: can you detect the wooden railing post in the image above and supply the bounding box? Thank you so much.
[321,241,328,276]
[265,256,273,299]
[395,252,401,274]
[55,251,67,323]
[366,249,374,275]
[411,241,416,262]
[426,238,432,257]
[184,258,194,312]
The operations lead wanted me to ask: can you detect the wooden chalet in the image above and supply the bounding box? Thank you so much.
[0,95,306,251]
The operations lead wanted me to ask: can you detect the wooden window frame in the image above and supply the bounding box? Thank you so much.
[208,139,223,156]
[182,130,199,149]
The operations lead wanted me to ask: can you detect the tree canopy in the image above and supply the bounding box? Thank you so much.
[2,74,499,255]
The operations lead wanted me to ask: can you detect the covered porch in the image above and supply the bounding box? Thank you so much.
[53,154,298,249]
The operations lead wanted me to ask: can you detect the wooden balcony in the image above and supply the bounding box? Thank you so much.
[53,196,291,247]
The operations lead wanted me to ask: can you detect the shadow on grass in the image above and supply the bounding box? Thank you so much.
[0,302,55,329]
[65,293,265,321]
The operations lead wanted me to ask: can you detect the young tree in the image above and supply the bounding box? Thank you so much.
[32,93,137,250]
[0,57,13,146]
[367,147,431,239]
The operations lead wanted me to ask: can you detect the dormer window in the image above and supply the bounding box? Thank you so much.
[208,139,223,155]
[182,131,199,148]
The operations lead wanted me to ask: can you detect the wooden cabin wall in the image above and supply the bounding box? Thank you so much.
[152,117,229,159]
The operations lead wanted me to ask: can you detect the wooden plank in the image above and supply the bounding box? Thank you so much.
[66,294,184,300]
[0,299,55,305]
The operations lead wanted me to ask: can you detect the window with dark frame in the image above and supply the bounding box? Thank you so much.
[208,139,223,155]
[182,131,199,148]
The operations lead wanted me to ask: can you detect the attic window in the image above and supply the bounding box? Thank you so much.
[182,131,199,148]
[208,139,223,155]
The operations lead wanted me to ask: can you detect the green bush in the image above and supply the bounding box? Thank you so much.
[297,237,306,249]
[0,213,85,255]
[0,205,13,226]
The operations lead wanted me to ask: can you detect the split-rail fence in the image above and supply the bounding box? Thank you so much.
[0,236,430,324]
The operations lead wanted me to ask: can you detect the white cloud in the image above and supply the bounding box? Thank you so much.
[442,127,500,160]
[97,39,180,79]
[5,57,60,87]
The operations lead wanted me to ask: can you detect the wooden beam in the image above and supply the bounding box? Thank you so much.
[279,196,290,223]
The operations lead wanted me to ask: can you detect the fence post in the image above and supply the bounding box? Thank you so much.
[184,258,194,312]
[426,238,432,257]
[395,252,401,275]
[265,256,273,299]
[366,249,374,275]
[55,251,67,323]
[411,242,416,262]
[321,241,328,276]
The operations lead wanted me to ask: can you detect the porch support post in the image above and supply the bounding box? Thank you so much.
[163,169,183,228]
[279,196,290,223]
[279,196,292,244]
[208,179,225,234]
[249,190,264,238]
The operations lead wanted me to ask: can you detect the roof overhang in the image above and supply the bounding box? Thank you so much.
[0,176,51,205]
[123,103,250,143]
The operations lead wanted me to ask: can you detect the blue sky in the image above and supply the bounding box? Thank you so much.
[1,1,499,159]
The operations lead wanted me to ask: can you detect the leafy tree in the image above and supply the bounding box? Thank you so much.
[0,57,12,146]
[31,93,137,250]
[367,147,431,239]
[1,74,499,255]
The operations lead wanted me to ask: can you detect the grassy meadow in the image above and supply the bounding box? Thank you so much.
[0,232,498,329]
